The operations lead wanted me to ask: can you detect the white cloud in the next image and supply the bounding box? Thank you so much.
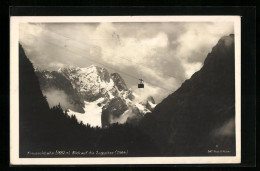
[43,88,73,110]
[132,83,169,104]
[183,62,203,78]
[214,118,235,136]
[19,22,234,103]
[175,22,234,79]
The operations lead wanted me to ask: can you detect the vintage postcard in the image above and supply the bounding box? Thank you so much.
[10,16,241,165]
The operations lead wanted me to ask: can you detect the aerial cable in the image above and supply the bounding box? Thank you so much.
[21,32,174,92]
[43,29,178,81]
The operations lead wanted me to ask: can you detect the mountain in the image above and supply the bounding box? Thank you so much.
[19,43,51,155]
[141,34,236,156]
[19,44,160,157]
[36,65,156,128]
[19,34,235,157]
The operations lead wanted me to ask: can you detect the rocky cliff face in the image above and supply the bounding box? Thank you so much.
[111,73,128,91]
[36,65,156,127]
[141,34,236,156]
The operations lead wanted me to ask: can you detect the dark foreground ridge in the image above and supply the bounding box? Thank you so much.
[141,34,236,156]
[19,34,235,157]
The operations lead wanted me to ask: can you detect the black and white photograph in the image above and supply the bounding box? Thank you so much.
[10,16,241,165]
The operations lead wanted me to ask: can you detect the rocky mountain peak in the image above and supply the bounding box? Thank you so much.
[140,96,156,111]
[111,72,128,91]
[146,96,155,104]
[36,64,156,128]
[203,35,234,67]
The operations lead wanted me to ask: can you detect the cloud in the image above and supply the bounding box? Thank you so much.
[43,88,74,110]
[110,110,133,124]
[214,118,235,136]
[174,22,234,78]
[182,62,203,78]
[19,22,234,103]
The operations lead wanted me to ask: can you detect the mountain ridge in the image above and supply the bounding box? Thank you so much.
[141,34,236,156]
[36,64,156,127]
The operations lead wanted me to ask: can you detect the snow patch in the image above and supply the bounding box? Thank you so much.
[148,101,156,108]
[107,91,115,99]
[67,98,104,127]
[135,103,150,114]
[45,73,53,79]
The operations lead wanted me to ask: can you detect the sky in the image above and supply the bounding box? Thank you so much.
[19,22,234,103]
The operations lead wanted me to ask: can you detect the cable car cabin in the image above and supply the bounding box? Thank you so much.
[138,79,144,88]
[138,83,144,88]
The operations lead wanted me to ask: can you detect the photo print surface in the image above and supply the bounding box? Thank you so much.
[10,16,241,164]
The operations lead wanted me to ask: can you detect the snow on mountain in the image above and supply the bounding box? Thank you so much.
[67,98,105,127]
[110,73,128,91]
[59,65,117,102]
[36,65,156,127]
[148,101,156,108]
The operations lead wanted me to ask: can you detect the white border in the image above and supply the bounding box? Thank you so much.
[10,16,241,165]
